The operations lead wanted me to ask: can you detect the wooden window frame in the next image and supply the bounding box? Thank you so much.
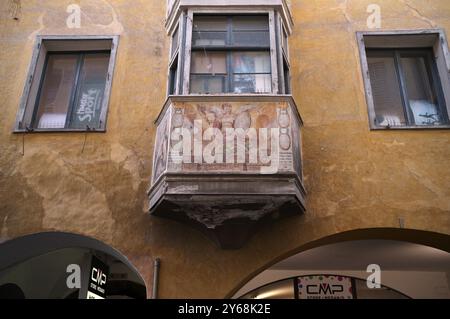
[167,14,185,96]
[189,14,272,94]
[14,35,119,133]
[30,51,111,130]
[274,11,290,94]
[357,30,450,130]
[168,54,179,95]
[366,48,448,127]
[180,8,280,95]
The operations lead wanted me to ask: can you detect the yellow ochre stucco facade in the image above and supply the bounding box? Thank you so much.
[0,0,449,298]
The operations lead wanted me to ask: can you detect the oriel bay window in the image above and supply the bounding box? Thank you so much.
[150,2,303,248]
[15,36,118,132]
[190,15,272,94]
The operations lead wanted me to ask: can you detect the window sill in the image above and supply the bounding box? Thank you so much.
[170,93,289,98]
[157,94,303,126]
[370,125,450,130]
[13,128,106,134]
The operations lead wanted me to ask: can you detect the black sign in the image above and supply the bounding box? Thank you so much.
[87,256,109,299]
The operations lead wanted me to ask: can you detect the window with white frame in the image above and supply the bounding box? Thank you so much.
[167,11,291,96]
[190,15,271,94]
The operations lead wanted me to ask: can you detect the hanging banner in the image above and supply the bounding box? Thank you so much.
[297,275,354,299]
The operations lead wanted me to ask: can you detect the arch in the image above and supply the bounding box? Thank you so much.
[0,283,25,299]
[0,232,147,299]
[227,228,450,298]
[238,274,412,299]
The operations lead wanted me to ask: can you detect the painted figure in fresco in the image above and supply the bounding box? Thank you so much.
[153,112,169,182]
[234,105,255,130]
[221,103,235,130]
[197,104,222,129]
[196,103,257,132]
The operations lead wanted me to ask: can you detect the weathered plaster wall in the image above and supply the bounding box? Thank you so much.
[0,0,449,298]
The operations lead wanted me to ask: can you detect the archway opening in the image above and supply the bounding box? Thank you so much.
[232,229,450,299]
[0,232,147,299]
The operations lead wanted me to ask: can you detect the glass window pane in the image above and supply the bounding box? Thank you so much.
[69,53,110,129]
[191,52,226,74]
[283,57,290,94]
[169,55,178,95]
[367,56,406,126]
[193,16,227,31]
[401,56,443,125]
[233,74,271,93]
[232,52,271,73]
[232,31,270,47]
[282,29,288,54]
[190,75,226,94]
[233,16,269,31]
[171,27,179,56]
[35,54,78,129]
[193,31,227,46]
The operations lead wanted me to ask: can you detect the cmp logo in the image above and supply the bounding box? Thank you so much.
[65,256,109,299]
[306,283,344,295]
[297,276,354,299]
[87,256,109,299]
[91,267,107,287]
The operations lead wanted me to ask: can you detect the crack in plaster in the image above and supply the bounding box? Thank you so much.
[110,143,142,191]
[27,13,44,40]
[332,0,365,123]
[403,160,445,199]
[398,0,437,28]
[325,194,353,215]
[335,0,352,25]
[16,150,115,239]
[382,140,406,148]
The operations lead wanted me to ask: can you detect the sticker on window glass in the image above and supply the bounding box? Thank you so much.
[71,82,105,129]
